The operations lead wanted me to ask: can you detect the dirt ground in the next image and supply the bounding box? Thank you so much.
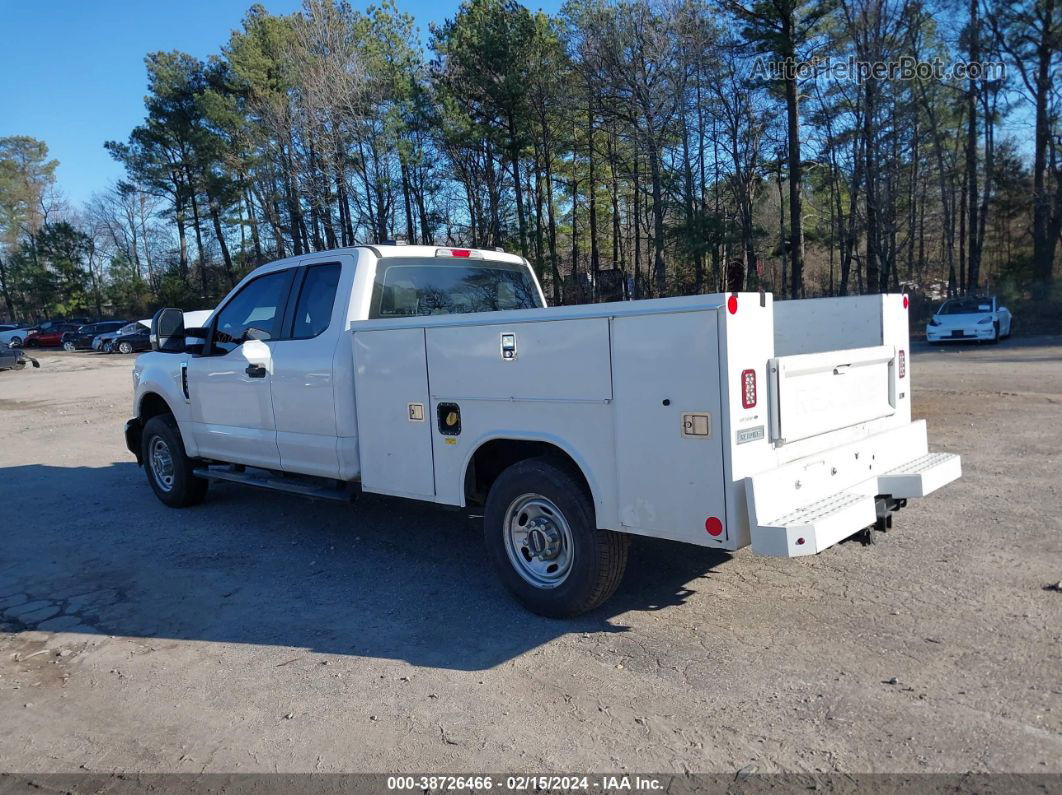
[0,338,1059,775]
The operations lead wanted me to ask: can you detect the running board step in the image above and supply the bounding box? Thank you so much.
[193,467,357,503]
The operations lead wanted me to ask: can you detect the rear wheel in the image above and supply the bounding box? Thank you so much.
[9,336,21,347]
[141,414,208,507]
[484,457,628,617]
[62,341,76,352]
[118,341,133,354]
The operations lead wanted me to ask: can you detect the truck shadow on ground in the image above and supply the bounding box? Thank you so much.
[0,463,730,671]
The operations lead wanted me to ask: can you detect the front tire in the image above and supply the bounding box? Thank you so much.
[141,414,208,507]
[484,457,628,617]
[10,336,22,347]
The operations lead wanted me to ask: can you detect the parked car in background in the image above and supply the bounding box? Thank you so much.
[1,324,33,348]
[926,296,1012,343]
[111,324,152,354]
[25,322,82,348]
[94,321,142,352]
[0,346,39,371]
[62,320,128,351]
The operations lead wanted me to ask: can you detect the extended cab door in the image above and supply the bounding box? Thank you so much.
[185,268,295,468]
[268,259,346,478]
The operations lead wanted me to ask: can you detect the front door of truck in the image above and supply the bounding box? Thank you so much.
[186,268,295,469]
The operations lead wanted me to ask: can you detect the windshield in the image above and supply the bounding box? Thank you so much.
[369,258,541,319]
[939,299,991,315]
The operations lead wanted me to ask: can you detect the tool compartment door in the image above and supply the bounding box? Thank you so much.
[768,345,896,446]
[352,327,435,499]
[611,310,727,545]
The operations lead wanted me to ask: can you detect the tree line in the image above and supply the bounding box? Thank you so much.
[1,0,1059,323]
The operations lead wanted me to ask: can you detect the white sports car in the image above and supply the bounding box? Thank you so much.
[927,296,1012,343]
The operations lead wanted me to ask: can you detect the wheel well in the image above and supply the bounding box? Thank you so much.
[464,439,592,506]
[138,392,172,422]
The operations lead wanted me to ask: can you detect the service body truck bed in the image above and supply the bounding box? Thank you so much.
[128,245,960,616]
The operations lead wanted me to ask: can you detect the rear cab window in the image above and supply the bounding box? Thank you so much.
[369,258,541,320]
[291,263,341,338]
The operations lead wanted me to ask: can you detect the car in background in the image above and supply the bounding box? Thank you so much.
[25,322,82,348]
[0,346,39,372]
[62,320,128,351]
[95,321,147,353]
[927,295,1012,343]
[111,324,152,354]
[1,324,33,348]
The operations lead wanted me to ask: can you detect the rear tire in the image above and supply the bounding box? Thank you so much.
[10,336,21,347]
[141,414,208,508]
[63,341,76,352]
[484,456,628,617]
[118,341,133,354]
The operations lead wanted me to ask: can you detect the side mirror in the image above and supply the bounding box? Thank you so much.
[151,308,185,353]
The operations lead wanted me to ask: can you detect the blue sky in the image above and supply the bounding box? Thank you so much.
[0,0,560,207]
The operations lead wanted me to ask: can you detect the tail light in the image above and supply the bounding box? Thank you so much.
[898,349,906,379]
[741,369,757,409]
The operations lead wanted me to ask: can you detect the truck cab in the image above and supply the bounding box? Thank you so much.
[127,245,960,617]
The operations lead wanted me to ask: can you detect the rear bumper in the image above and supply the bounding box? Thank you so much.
[745,421,960,557]
[125,418,143,464]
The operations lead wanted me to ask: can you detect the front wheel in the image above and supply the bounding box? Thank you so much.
[9,336,21,347]
[141,414,208,507]
[62,341,76,352]
[484,457,628,617]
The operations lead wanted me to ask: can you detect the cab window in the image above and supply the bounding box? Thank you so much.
[291,263,341,339]
[212,269,293,353]
[369,258,541,319]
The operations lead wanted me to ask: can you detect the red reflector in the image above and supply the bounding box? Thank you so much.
[727,295,738,314]
[902,294,909,309]
[741,368,757,409]
[796,537,806,546]
[898,349,906,379]
[705,517,723,537]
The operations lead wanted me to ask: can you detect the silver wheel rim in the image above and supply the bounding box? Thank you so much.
[119,343,131,353]
[63,342,75,351]
[149,436,175,492]
[503,494,574,589]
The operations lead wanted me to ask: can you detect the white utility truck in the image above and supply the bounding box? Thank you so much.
[126,245,961,616]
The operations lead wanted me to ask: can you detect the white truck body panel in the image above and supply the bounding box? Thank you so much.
[132,246,960,564]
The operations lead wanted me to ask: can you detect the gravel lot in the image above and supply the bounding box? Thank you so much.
[1,339,1059,774]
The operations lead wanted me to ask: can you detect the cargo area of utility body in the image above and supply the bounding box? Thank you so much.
[350,289,961,557]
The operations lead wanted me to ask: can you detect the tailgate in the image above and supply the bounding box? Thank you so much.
[768,345,897,445]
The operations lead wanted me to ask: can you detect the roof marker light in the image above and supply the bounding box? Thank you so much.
[903,294,909,309]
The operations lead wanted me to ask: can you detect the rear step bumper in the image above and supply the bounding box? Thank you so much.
[745,421,960,557]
